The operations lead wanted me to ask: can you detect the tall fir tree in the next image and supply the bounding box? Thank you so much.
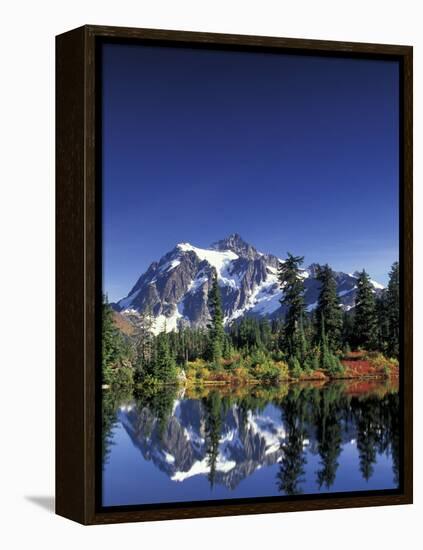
[134,306,155,380]
[297,315,308,366]
[319,314,343,374]
[154,332,176,381]
[259,318,272,350]
[375,292,390,354]
[386,261,400,358]
[207,271,225,367]
[278,253,306,358]
[102,296,124,384]
[341,310,354,351]
[315,264,342,351]
[319,315,330,370]
[353,269,378,350]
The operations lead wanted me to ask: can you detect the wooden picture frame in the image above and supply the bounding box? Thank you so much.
[56,25,413,525]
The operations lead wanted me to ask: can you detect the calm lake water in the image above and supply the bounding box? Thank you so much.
[102,380,400,507]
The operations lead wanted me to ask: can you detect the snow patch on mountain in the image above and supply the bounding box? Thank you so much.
[338,287,356,297]
[158,259,181,273]
[251,289,281,316]
[226,267,281,320]
[177,243,238,273]
[152,308,183,335]
[186,273,208,294]
[118,288,142,310]
[250,279,281,316]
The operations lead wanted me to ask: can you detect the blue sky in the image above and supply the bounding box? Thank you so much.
[102,43,399,302]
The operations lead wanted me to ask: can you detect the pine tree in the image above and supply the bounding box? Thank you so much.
[386,261,400,358]
[222,334,232,359]
[259,319,272,350]
[207,271,225,367]
[375,292,390,354]
[154,332,176,381]
[176,319,191,364]
[278,253,306,359]
[341,310,354,352]
[354,270,378,350]
[315,264,342,351]
[319,315,330,370]
[319,314,343,375]
[102,297,125,384]
[297,315,308,365]
[134,307,155,380]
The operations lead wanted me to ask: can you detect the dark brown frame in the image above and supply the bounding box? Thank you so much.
[56,24,413,525]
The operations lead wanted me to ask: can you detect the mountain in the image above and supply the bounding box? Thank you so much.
[113,233,383,333]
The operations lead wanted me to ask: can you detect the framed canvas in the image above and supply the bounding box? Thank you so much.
[56,25,413,525]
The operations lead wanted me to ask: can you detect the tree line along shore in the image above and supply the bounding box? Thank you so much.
[102,255,399,388]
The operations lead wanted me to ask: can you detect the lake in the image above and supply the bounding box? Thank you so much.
[102,380,400,507]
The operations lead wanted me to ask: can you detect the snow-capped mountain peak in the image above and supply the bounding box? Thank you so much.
[210,233,262,259]
[115,234,384,332]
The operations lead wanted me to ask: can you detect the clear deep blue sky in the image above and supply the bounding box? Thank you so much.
[102,43,399,302]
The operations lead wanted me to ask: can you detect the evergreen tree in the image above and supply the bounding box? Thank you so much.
[134,307,155,380]
[175,319,197,364]
[297,316,308,366]
[154,332,176,381]
[278,253,306,359]
[354,270,378,350]
[271,318,284,352]
[386,261,400,358]
[207,271,225,367]
[319,314,343,375]
[341,310,354,352]
[304,312,317,353]
[315,264,342,351]
[259,318,272,350]
[375,292,390,354]
[222,334,233,359]
[102,297,125,384]
[319,315,330,370]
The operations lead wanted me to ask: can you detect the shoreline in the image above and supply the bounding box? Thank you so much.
[102,372,399,391]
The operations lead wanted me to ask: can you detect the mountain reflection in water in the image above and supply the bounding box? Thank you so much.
[102,381,400,507]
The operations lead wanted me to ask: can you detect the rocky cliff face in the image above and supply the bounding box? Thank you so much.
[113,233,383,333]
